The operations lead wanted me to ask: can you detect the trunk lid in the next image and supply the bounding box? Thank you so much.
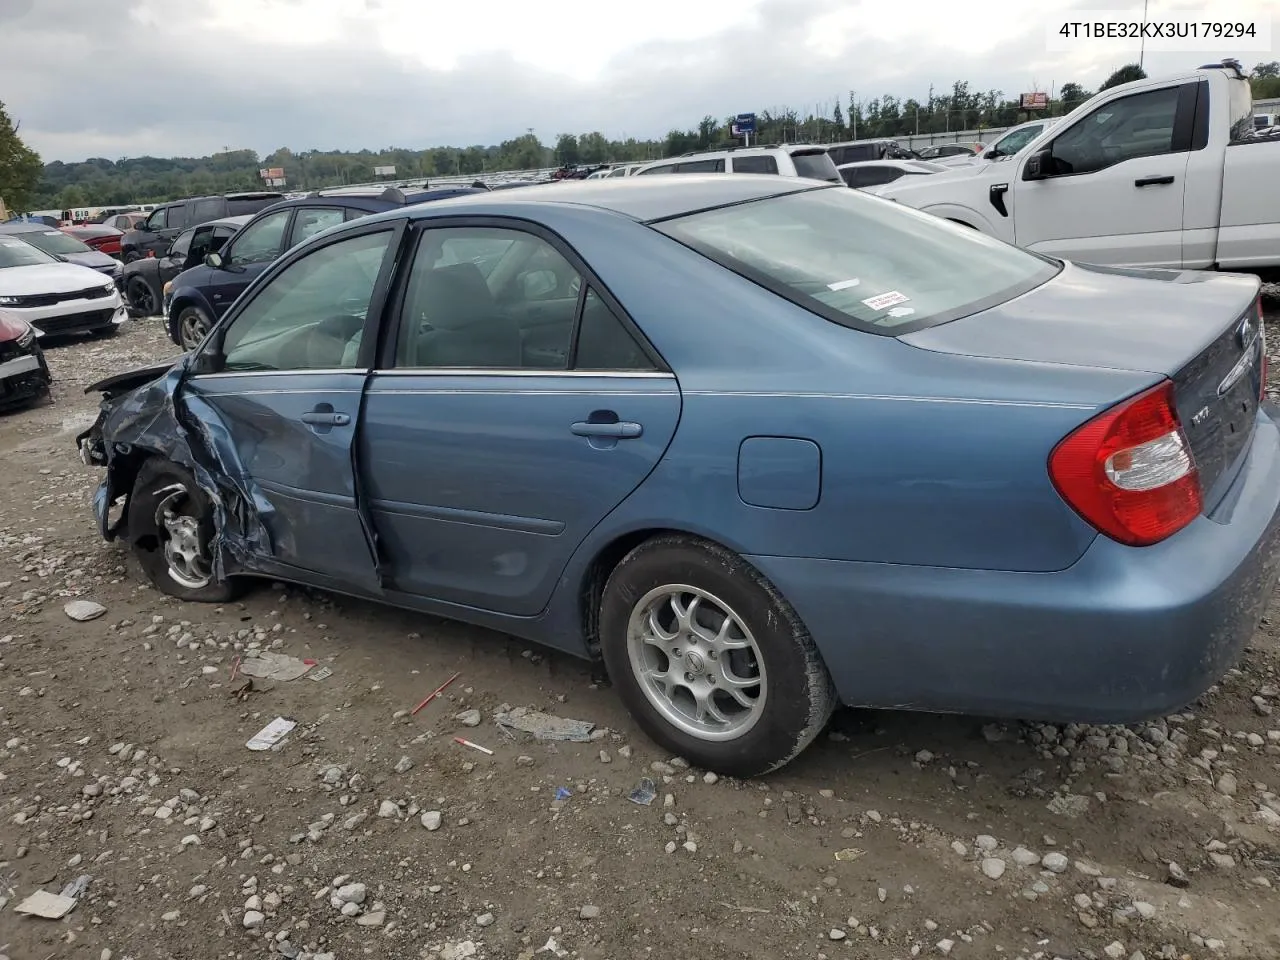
[901,261,1265,506]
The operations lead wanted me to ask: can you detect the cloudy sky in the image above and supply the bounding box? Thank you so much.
[2,0,1273,162]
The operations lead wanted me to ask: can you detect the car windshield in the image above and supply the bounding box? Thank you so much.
[0,234,59,269]
[655,186,1059,335]
[18,229,91,256]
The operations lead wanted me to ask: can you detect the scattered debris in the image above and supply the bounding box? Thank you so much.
[628,777,657,806]
[14,889,78,919]
[411,671,461,716]
[834,847,866,862]
[246,717,297,751]
[453,737,494,756]
[494,707,595,742]
[238,652,315,682]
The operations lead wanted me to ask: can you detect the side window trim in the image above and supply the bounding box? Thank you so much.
[374,216,668,374]
[192,218,409,376]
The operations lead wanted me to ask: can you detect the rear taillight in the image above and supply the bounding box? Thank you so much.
[1049,380,1201,547]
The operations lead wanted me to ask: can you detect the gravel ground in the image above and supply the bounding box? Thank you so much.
[2,304,1280,960]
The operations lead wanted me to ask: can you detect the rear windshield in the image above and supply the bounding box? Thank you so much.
[20,229,91,255]
[790,150,841,183]
[228,197,282,216]
[654,187,1059,336]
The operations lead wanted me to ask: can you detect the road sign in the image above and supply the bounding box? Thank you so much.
[735,113,757,134]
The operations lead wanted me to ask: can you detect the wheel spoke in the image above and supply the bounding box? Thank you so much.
[644,607,678,645]
[693,693,731,727]
[712,615,752,652]
[669,592,701,632]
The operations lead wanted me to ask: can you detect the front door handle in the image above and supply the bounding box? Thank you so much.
[1134,175,1175,187]
[571,420,642,439]
[301,408,350,427]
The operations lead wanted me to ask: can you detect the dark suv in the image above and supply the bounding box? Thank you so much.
[163,185,484,349]
[121,192,285,262]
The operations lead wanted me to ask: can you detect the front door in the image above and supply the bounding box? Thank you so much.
[1011,82,1195,267]
[183,224,399,591]
[205,208,293,318]
[361,222,681,616]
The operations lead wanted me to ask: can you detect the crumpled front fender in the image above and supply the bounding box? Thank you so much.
[77,358,274,580]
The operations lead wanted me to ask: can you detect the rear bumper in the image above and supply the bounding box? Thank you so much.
[749,401,1280,724]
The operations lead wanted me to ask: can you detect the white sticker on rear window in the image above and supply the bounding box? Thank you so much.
[827,278,860,291]
[861,291,910,311]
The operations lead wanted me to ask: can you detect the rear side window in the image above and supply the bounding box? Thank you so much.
[732,155,779,174]
[858,167,905,187]
[790,151,841,183]
[574,288,656,370]
[829,145,876,165]
[290,207,346,247]
[676,159,725,173]
[656,187,1058,336]
[636,163,677,176]
[167,204,188,229]
[189,198,225,224]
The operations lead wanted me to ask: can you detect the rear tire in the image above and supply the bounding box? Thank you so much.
[126,276,158,316]
[127,459,240,603]
[599,534,835,777]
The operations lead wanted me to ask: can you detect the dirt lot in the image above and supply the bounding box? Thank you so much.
[3,308,1280,960]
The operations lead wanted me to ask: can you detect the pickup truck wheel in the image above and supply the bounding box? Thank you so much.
[177,305,213,351]
[599,534,836,777]
[127,459,240,603]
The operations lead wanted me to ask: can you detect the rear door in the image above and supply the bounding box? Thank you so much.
[1011,83,1195,266]
[183,222,401,589]
[361,220,681,616]
[203,208,294,317]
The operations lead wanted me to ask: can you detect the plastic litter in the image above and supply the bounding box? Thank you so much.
[411,671,460,715]
[14,889,78,919]
[494,707,594,742]
[246,716,296,751]
[453,736,494,756]
[238,652,315,682]
[627,777,657,806]
[554,786,572,801]
[307,665,333,682]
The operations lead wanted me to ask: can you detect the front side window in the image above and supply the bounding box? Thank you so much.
[732,155,779,175]
[396,227,582,369]
[290,207,346,247]
[168,228,196,260]
[1046,87,1182,176]
[143,208,167,231]
[187,227,221,264]
[636,163,677,176]
[227,210,291,267]
[656,186,1058,335]
[219,230,392,372]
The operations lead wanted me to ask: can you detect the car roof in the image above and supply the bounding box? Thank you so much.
[0,222,52,233]
[197,215,253,229]
[393,175,826,224]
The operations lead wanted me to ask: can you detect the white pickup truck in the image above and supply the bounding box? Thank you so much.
[875,60,1280,273]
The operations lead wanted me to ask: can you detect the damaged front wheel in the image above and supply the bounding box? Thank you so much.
[128,459,240,602]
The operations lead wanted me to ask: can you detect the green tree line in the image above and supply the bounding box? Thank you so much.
[5,62,1278,212]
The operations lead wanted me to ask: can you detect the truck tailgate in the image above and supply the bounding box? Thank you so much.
[1216,137,1280,269]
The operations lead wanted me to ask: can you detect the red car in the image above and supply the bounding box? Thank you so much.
[61,224,125,259]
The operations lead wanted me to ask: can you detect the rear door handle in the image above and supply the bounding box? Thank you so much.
[1134,175,1175,187]
[571,421,642,439]
[301,411,350,426]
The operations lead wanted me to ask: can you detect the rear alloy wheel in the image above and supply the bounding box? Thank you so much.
[127,459,240,602]
[126,276,157,316]
[599,534,836,777]
[176,305,213,351]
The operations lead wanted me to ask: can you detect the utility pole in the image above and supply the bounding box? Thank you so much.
[1139,0,1150,70]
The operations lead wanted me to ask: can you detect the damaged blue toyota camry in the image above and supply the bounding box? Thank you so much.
[77,176,1280,777]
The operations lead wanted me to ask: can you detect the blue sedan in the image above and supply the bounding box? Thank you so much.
[77,176,1280,776]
